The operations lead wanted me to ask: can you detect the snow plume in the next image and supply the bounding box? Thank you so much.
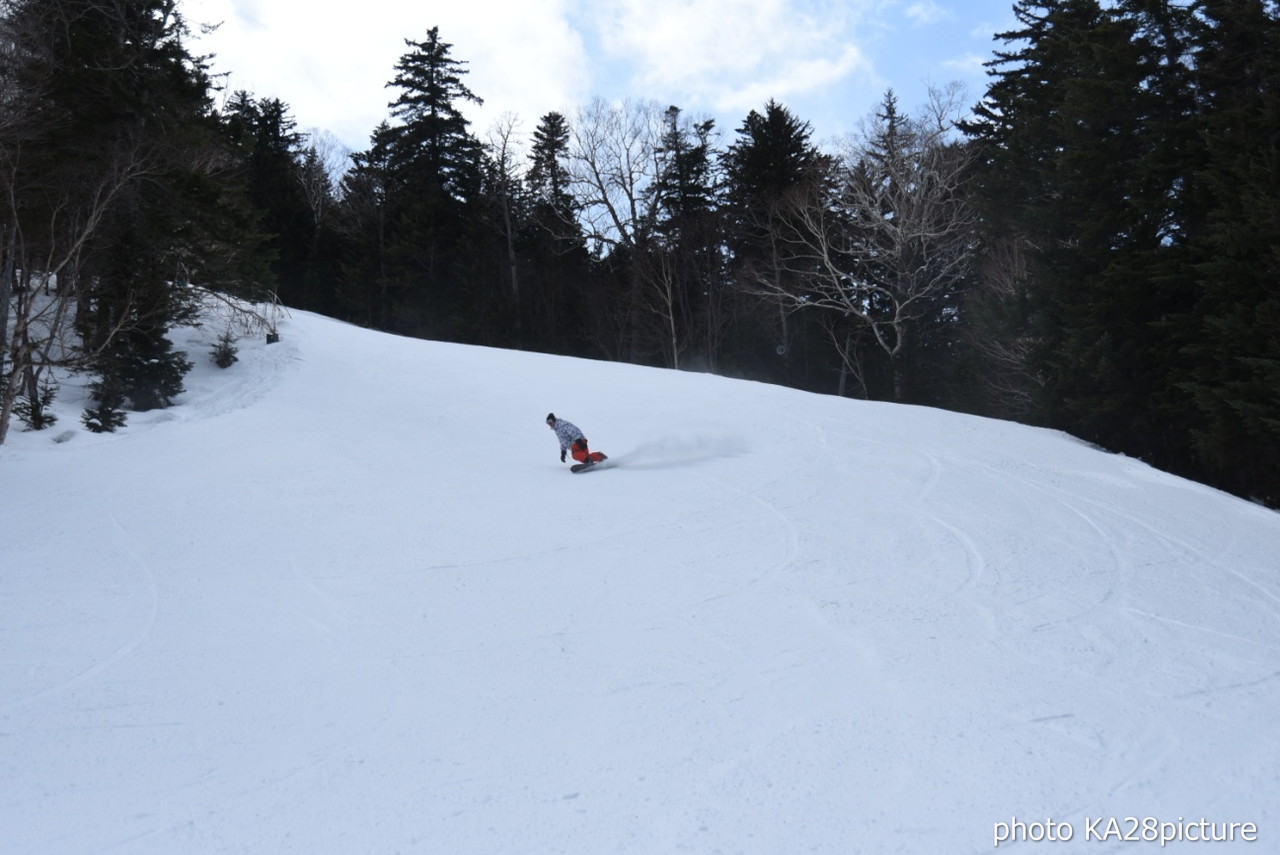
[611,426,749,468]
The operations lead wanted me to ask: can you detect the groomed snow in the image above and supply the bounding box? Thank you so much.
[3,309,1278,854]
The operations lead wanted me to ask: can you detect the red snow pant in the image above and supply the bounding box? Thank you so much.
[571,438,605,464]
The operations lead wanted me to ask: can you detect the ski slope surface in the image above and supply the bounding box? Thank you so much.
[3,309,1279,854]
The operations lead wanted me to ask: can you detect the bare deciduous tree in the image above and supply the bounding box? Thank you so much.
[568,98,661,253]
[744,88,978,400]
[0,136,158,442]
[485,113,525,309]
[966,234,1045,418]
[567,98,680,364]
[298,128,349,226]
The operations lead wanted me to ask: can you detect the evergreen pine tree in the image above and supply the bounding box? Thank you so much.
[522,111,592,355]
[212,331,239,369]
[81,364,128,433]
[720,100,828,387]
[528,112,579,235]
[963,0,1196,462]
[13,372,57,430]
[651,106,724,369]
[384,27,484,200]
[0,0,274,439]
[358,26,487,338]
[1181,0,1280,505]
[222,93,318,311]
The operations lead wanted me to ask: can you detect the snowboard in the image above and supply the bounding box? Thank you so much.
[571,456,611,474]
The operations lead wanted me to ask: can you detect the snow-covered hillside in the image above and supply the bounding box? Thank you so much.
[3,310,1278,854]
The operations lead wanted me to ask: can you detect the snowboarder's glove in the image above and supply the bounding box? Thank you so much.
[560,449,566,462]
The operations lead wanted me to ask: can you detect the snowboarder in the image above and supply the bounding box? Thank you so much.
[547,413,607,468]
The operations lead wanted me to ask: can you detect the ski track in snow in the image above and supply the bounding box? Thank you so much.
[0,496,159,719]
[3,310,1279,854]
[825,418,1280,833]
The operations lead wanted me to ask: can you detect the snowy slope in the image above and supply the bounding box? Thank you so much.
[3,310,1278,854]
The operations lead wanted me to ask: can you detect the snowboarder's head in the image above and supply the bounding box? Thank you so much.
[546,413,556,427]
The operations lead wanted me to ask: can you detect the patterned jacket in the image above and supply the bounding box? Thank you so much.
[551,419,586,452]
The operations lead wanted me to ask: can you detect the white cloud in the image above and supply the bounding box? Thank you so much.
[179,0,1002,152]
[903,1,952,27]
[720,45,871,116]
[184,0,592,149]
[426,0,594,134]
[941,52,989,76]
[587,0,875,116]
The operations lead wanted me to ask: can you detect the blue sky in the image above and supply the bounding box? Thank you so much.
[183,0,1019,153]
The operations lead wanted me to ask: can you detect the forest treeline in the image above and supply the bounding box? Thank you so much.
[1,0,1276,507]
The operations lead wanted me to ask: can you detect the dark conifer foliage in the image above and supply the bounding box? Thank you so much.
[221,93,321,312]
[336,125,395,329]
[1180,0,1280,505]
[521,111,593,356]
[722,101,826,210]
[0,0,273,438]
[384,27,485,201]
[650,107,724,371]
[963,0,1279,505]
[346,26,488,339]
[966,0,1175,452]
[528,112,578,231]
[720,100,829,389]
